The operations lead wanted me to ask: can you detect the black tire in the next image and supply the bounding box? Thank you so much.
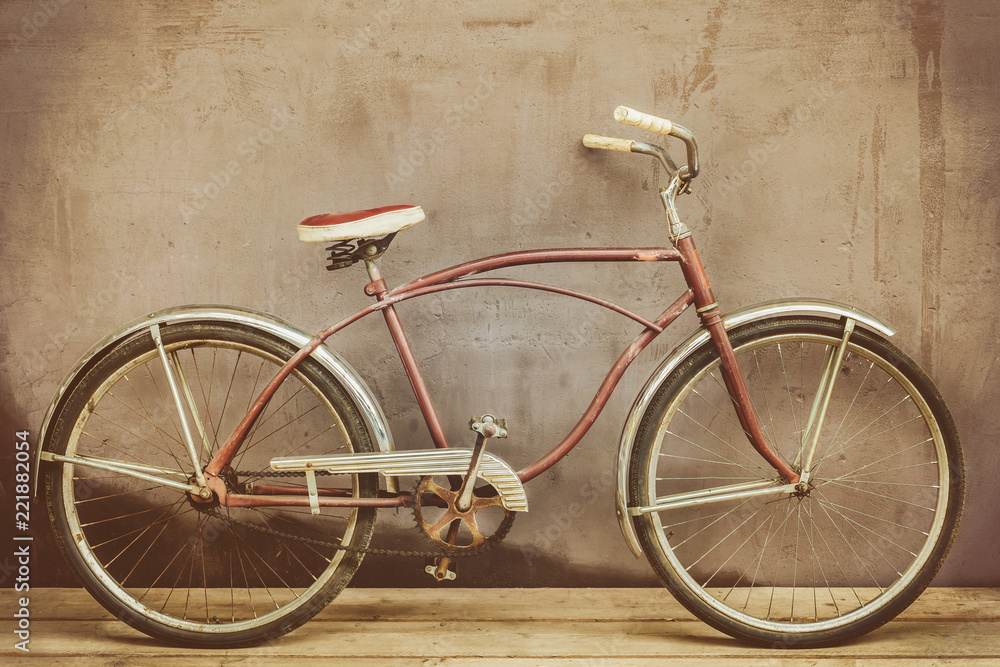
[628,316,963,647]
[44,321,378,648]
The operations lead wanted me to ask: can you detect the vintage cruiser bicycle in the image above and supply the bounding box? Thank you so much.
[36,106,963,649]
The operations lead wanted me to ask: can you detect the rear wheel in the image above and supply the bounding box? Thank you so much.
[45,321,379,647]
[629,317,963,647]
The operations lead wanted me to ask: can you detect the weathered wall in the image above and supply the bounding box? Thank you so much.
[1,0,997,587]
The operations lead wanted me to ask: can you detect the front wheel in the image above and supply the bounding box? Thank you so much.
[44,321,379,648]
[628,316,963,647]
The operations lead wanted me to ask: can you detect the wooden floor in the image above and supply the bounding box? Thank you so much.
[3,588,999,664]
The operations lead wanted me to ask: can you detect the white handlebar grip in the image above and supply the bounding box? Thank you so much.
[582,134,635,152]
[614,106,674,136]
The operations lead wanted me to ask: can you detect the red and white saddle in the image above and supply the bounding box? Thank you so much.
[297,205,425,243]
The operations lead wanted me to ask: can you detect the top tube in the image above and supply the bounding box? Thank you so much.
[389,247,681,295]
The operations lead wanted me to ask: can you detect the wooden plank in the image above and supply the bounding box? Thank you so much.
[6,660,1000,667]
[15,587,1000,622]
[0,660,930,667]
[6,620,1000,659]
[5,660,945,667]
[3,589,998,663]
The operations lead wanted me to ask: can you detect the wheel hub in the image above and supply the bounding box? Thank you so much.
[186,466,239,511]
[793,478,817,498]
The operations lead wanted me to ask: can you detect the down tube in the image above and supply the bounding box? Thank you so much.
[517,289,694,483]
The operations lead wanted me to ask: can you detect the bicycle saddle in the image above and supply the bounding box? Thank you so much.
[297,204,425,243]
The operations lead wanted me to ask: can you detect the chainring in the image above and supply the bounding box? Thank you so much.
[413,476,515,553]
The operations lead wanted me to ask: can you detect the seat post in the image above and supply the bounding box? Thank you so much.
[364,257,381,282]
[363,255,389,299]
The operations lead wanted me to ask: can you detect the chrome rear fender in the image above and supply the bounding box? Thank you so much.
[33,305,395,496]
[615,298,897,558]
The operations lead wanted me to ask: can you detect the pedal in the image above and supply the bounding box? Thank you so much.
[425,557,456,582]
[469,414,507,438]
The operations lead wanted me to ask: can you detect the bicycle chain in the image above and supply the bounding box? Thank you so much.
[210,469,508,559]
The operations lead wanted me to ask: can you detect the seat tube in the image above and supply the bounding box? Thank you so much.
[365,259,451,449]
[676,236,800,484]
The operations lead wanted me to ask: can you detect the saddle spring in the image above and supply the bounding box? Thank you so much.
[324,233,398,271]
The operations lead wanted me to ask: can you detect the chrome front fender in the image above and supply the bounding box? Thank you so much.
[33,305,395,497]
[615,297,897,559]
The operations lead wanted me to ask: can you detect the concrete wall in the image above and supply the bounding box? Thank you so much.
[1,0,998,587]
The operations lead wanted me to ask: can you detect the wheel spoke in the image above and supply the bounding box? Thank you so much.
[814,358,874,467]
[809,497,930,536]
[661,429,769,478]
[675,408,773,473]
[825,438,934,484]
[751,350,779,449]
[776,342,803,443]
[821,480,935,512]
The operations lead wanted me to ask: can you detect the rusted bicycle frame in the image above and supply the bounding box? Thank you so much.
[198,233,800,510]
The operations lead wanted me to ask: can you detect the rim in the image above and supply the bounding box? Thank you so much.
[645,329,951,635]
[59,335,363,635]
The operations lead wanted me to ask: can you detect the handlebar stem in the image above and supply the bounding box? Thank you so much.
[659,171,690,243]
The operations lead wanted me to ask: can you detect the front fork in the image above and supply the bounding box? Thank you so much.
[673,230,858,487]
[675,235,802,485]
[794,318,855,485]
[662,173,803,484]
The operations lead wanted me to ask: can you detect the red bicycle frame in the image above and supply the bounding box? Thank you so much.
[200,235,799,509]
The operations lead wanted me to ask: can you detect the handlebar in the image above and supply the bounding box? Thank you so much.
[613,106,673,136]
[582,135,634,152]
[583,106,700,179]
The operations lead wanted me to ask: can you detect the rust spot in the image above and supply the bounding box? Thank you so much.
[462,19,535,29]
[679,0,728,112]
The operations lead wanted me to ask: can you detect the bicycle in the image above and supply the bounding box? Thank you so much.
[34,106,963,649]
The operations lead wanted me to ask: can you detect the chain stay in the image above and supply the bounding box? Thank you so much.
[216,469,504,559]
